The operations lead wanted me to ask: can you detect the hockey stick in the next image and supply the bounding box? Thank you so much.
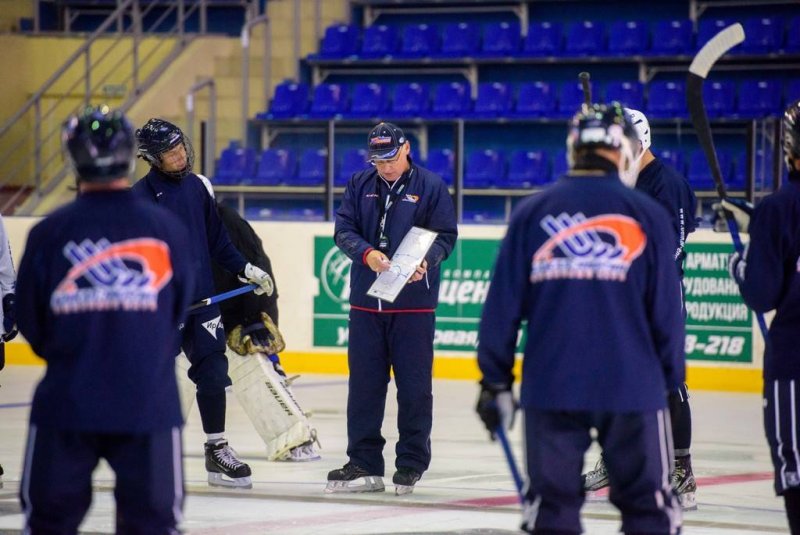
[495,425,525,504]
[686,23,768,338]
[187,283,258,312]
[579,71,592,110]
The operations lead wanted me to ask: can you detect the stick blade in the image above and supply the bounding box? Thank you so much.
[689,23,745,79]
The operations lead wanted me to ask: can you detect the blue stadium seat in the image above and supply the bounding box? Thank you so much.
[399,23,439,57]
[361,24,400,58]
[646,80,687,118]
[741,17,782,54]
[295,148,328,186]
[788,17,800,52]
[657,149,685,174]
[481,21,521,56]
[558,82,595,117]
[309,83,348,118]
[254,148,296,185]
[318,24,359,58]
[440,22,480,57]
[426,148,455,185]
[465,149,505,188]
[552,149,569,179]
[737,80,782,118]
[787,79,800,103]
[650,20,693,55]
[472,82,512,117]
[605,81,644,110]
[513,81,555,117]
[564,21,605,56]
[259,81,308,119]
[697,19,735,51]
[506,150,550,188]
[346,83,389,118]
[688,148,731,190]
[214,144,256,185]
[431,81,471,117]
[337,148,369,186]
[704,80,736,117]
[608,21,648,56]
[392,82,429,118]
[522,21,562,56]
[734,148,775,188]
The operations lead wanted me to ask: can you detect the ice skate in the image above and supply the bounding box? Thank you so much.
[393,467,421,496]
[671,456,697,510]
[582,456,609,492]
[325,463,384,493]
[205,441,252,489]
[279,440,321,462]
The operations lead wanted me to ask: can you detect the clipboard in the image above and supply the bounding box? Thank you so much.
[366,227,438,303]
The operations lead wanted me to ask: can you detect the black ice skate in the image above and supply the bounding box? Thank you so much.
[671,456,697,510]
[325,462,384,493]
[582,457,609,492]
[204,441,252,489]
[392,467,421,496]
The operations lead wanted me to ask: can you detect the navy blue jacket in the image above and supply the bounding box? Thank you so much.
[736,172,800,381]
[131,169,247,302]
[334,160,458,311]
[17,190,194,432]
[478,173,685,412]
[636,157,697,277]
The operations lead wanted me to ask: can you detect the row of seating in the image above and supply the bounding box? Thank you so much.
[260,78,794,120]
[313,17,800,60]
[213,145,757,191]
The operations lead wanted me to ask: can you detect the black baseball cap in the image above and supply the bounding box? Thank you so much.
[367,122,406,161]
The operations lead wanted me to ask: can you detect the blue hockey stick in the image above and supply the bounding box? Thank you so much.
[495,425,525,504]
[187,283,258,312]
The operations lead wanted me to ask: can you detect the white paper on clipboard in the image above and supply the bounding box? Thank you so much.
[366,227,438,303]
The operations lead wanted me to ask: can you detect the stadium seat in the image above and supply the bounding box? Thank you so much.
[649,20,693,55]
[741,17,782,54]
[426,148,455,185]
[552,149,569,179]
[360,24,400,58]
[564,21,605,56]
[399,23,438,57]
[254,148,296,186]
[346,83,389,118]
[472,82,512,117]
[513,81,555,117]
[787,79,800,103]
[440,22,480,57]
[605,81,644,110]
[506,150,550,188]
[391,82,429,117]
[704,80,736,117]
[522,21,562,56]
[697,19,735,51]
[688,148,731,190]
[431,81,471,117]
[337,148,369,186]
[296,148,328,186]
[646,80,687,118]
[214,143,256,185]
[309,83,348,118]
[787,17,800,52]
[657,149,685,175]
[481,21,521,56]
[318,24,359,58]
[558,82,595,116]
[464,149,505,188]
[260,81,308,119]
[737,80,782,118]
[608,21,648,56]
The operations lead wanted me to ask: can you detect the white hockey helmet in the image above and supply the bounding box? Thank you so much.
[624,108,651,153]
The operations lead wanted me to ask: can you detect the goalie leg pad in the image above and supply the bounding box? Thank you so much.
[175,352,196,422]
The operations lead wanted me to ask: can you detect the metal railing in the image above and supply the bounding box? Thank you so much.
[241,14,270,144]
[186,78,217,176]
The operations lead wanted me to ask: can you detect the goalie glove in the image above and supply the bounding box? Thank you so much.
[227,312,286,356]
[239,262,274,296]
[475,379,516,440]
[2,293,17,342]
[712,198,753,234]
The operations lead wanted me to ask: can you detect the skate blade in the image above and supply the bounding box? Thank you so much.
[208,473,253,489]
[679,491,697,511]
[324,477,385,494]
[584,489,609,502]
[394,484,415,496]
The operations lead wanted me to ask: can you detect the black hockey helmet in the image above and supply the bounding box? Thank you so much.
[784,98,800,169]
[135,118,195,178]
[62,105,136,183]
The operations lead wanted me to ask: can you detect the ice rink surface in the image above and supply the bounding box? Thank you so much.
[0,366,788,534]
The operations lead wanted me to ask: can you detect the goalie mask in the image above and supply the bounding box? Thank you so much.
[135,118,195,179]
[567,102,642,188]
[62,105,136,183]
[784,98,800,170]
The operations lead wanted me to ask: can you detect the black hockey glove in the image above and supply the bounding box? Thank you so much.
[2,293,17,342]
[476,379,516,440]
[711,198,753,234]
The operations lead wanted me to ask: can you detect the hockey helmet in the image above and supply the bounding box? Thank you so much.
[62,105,136,183]
[135,118,195,178]
[784,98,800,170]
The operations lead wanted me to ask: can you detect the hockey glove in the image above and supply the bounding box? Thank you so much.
[2,294,17,342]
[476,379,516,440]
[728,249,747,285]
[227,312,286,356]
[712,198,753,234]
[238,262,274,296]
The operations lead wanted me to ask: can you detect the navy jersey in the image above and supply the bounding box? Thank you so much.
[334,160,458,311]
[16,190,194,432]
[635,157,697,276]
[478,173,685,412]
[736,173,800,380]
[131,169,247,302]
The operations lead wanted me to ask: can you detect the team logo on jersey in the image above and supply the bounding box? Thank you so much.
[51,238,174,314]
[530,212,646,283]
[402,194,419,203]
[202,315,223,339]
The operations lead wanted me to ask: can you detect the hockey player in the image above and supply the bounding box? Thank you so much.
[728,98,800,534]
[582,108,699,510]
[477,103,684,534]
[328,122,458,495]
[133,118,275,488]
[0,212,16,489]
[16,106,193,534]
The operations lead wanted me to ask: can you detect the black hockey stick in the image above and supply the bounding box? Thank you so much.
[579,71,592,110]
[686,23,768,337]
